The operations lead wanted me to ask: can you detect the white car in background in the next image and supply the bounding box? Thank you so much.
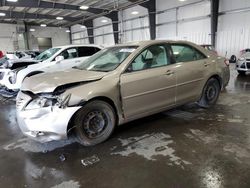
[6,51,32,60]
[0,44,102,97]
[236,51,250,75]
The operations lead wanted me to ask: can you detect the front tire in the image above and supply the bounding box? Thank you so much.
[198,78,220,108]
[237,70,246,76]
[74,100,116,146]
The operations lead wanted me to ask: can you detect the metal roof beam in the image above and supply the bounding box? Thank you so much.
[0,9,80,22]
[0,0,107,15]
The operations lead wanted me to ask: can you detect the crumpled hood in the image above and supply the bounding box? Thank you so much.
[7,59,40,69]
[21,68,107,94]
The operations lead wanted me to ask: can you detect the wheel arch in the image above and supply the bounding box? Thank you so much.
[25,71,44,79]
[208,74,223,90]
[199,74,222,100]
[66,96,119,135]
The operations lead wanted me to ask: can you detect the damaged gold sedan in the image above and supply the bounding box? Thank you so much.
[16,40,230,146]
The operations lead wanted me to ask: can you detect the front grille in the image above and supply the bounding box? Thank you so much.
[246,59,250,62]
[0,72,4,80]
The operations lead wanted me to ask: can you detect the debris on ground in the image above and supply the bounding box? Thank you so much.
[81,155,100,167]
[59,154,66,162]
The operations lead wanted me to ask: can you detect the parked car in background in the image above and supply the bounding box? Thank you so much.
[17,40,230,146]
[25,51,41,58]
[201,44,218,55]
[0,51,4,59]
[236,51,250,75]
[0,44,102,98]
[6,51,32,60]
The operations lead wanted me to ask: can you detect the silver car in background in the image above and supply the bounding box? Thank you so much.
[236,52,250,75]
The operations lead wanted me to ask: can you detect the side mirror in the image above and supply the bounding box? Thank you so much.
[55,55,64,63]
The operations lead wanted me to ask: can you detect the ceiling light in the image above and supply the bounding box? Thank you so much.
[179,0,187,1]
[79,5,89,10]
[30,28,35,32]
[56,17,64,20]
[0,13,6,16]
[66,30,70,33]
[101,19,108,23]
[6,0,18,2]
[131,11,139,15]
[40,24,47,27]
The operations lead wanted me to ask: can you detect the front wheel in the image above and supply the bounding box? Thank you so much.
[74,100,116,146]
[237,70,246,76]
[198,78,220,108]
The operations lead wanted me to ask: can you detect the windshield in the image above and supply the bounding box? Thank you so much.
[76,46,138,72]
[35,48,60,61]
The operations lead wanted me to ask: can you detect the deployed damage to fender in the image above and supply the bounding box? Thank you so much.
[16,69,107,142]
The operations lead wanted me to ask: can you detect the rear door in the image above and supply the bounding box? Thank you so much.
[120,44,177,119]
[170,44,208,105]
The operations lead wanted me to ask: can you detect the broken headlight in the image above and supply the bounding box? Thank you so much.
[25,97,57,110]
[25,94,71,110]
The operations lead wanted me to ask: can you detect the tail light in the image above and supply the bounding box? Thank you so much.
[224,59,230,66]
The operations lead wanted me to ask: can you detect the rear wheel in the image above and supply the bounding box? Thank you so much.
[237,70,246,76]
[198,78,220,108]
[74,100,116,146]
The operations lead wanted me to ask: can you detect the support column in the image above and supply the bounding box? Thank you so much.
[211,0,219,47]
[85,20,94,44]
[107,11,119,44]
[131,0,156,40]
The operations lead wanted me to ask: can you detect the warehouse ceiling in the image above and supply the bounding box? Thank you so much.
[0,0,145,27]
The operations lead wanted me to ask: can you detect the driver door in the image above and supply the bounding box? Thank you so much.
[120,44,177,119]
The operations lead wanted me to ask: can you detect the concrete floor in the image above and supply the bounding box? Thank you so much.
[0,65,250,188]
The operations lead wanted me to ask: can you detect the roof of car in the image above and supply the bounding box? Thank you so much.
[113,40,197,47]
[55,44,103,49]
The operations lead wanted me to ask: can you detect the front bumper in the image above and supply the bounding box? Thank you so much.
[16,92,81,143]
[236,61,250,72]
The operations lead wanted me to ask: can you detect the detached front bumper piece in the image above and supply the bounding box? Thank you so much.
[16,91,81,143]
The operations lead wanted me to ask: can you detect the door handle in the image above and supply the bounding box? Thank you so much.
[75,60,81,63]
[165,70,175,76]
[204,62,210,67]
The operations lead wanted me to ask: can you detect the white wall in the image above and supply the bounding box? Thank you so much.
[0,23,24,53]
[120,5,150,43]
[27,26,70,50]
[71,24,89,44]
[156,0,211,45]
[217,0,250,57]
[70,0,211,46]
[93,16,115,46]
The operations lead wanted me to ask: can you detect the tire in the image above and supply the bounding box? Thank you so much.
[237,70,246,76]
[198,78,220,108]
[74,100,116,146]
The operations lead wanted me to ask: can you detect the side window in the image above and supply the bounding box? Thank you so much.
[171,44,206,63]
[60,48,78,60]
[128,44,169,72]
[78,47,100,57]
